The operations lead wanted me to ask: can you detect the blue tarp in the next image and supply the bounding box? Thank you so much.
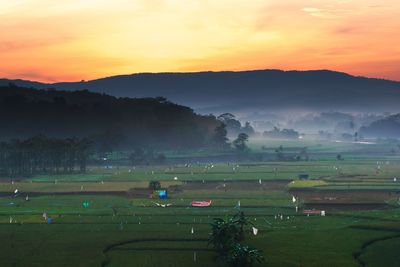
[159,190,168,199]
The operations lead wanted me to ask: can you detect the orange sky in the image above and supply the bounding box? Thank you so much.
[1,0,399,82]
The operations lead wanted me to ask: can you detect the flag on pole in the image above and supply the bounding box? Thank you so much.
[252,227,258,236]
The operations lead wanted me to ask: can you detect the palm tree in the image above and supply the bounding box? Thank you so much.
[209,212,263,266]
[232,211,250,241]
[227,243,264,267]
[209,218,240,256]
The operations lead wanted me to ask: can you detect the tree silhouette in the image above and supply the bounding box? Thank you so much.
[0,136,94,177]
[227,243,264,267]
[209,212,263,267]
[148,181,161,191]
[213,123,229,150]
[233,133,249,152]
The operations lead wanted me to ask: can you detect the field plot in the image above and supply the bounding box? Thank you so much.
[1,141,400,267]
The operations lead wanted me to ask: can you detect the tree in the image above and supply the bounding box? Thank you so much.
[233,133,249,152]
[242,122,255,136]
[297,147,309,161]
[218,113,243,136]
[76,138,93,173]
[148,180,161,191]
[0,84,223,152]
[227,243,264,267]
[264,127,299,139]
[275,145,284,160]
[209,212,264,267]
[232,211,249,241]
[0,136,94,177]
[209,218,241,256]
[213,123,229,150]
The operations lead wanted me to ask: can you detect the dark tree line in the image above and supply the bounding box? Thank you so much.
[0,85,220,150]
[263,127,299,139]
[0,135,93,177]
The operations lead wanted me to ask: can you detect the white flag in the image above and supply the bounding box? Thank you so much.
[252,227,258,236]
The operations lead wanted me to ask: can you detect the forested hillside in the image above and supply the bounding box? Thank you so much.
[0,85,220,150]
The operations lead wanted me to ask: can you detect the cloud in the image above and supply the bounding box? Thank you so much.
[301,7,337,19]
[0,37,73,52]
[301,7,322,13]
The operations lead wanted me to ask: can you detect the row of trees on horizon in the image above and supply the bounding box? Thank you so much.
[0,135,92,177]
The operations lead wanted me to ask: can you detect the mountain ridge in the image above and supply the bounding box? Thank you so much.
[1,69,400,113]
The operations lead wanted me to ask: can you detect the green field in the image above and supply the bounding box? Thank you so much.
[1,139,400,266]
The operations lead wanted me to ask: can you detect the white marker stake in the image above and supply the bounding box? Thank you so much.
[193,251,197,262]
[191,227,194,234]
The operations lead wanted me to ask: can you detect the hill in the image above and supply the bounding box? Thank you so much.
[0,85,220,150]
[360,114,400,139]
[1,69,400,113]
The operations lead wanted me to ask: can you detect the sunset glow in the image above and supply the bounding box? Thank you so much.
[1,0,399,82]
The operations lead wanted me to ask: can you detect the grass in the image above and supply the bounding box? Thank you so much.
[0,189,399,267]
[1,140,400,266]
[359,236,400,267]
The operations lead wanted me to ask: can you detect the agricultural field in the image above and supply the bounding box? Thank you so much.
[1,140,400,267]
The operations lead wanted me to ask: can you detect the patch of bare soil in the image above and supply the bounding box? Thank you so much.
[294,188,396,211]
[180,180,290,191]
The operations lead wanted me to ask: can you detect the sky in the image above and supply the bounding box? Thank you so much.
[0,0,399,83]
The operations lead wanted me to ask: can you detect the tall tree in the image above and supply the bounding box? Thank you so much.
[232,133,249,152]
[213,123,229,150]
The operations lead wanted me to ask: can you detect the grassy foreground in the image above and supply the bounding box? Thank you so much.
[1,140,400,266]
